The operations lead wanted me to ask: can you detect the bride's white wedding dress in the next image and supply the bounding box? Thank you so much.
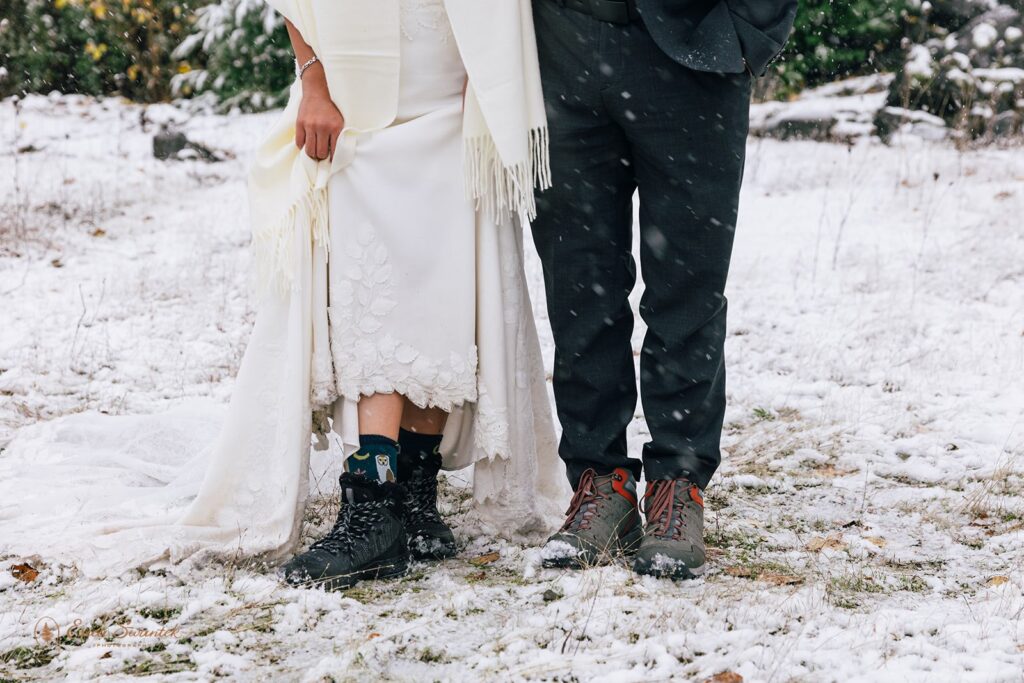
[0,0,564,578]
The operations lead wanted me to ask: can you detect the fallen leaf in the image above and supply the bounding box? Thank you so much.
[368,632,381,640]
[761,573,803,586]
[725,566,754,578]
[813,464,858,478]
[703,672,743,683]
[806,535,846,552]
[91,228,106,237]
[11,563,39,583]
[724,566,802,586]
[863,536,887,548]
[987,576,1009,588]
[469,551,499,566]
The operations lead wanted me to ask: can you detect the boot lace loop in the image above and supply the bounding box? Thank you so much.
[559,469,606,532]
[643,480,683,540]
[311,500,386,555]
[405,472,442,527]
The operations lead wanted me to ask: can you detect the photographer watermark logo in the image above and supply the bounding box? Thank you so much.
[34,617,60,646]
[31,616,181,649]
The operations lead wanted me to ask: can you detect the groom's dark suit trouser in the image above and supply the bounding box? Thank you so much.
[531,0,752,490]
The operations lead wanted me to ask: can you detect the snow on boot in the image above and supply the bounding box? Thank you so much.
[280,473,409,590]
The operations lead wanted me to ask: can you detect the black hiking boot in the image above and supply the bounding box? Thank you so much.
[280,473,409,590]
[398,447,458,560]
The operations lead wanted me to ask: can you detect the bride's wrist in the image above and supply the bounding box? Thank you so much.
[300,67,330,97]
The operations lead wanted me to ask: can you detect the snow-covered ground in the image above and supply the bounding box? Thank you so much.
[1,94,1023,681]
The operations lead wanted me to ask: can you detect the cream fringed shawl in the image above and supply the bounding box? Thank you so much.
[250,0,552,294]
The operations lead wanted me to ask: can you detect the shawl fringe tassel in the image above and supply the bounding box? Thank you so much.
[465,126,552,224]
[253,186,331,296]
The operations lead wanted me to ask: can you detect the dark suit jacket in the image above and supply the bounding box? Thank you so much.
[636,0,799,75]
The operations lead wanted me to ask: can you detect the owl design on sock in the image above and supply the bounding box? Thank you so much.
[376,453,396,483]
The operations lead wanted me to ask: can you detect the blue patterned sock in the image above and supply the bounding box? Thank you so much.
[344,434,399,484]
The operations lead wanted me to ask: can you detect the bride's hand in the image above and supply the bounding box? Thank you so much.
[296,74,345,162]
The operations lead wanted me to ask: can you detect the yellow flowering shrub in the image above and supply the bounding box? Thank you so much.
[0,0,210,101]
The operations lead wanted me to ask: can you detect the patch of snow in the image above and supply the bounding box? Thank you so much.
[649,554,684,573]
[974,67,1024,83]
[880,106,951,142]
[411,536,450,556]
[950,51,973,70]
[540,540,578,561]
[905,44,935,78]
[972,22,999,50]
[946,67,972,85]
[800,73,895,100]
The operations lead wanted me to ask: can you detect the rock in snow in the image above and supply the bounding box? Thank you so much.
[886,2,1024,139]
[751,74,896,143]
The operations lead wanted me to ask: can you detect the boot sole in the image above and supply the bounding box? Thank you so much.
[632,558,706,581]
[408,533,459,561]
[288,552,410,591]
[541,535,642,570]
[410,545,459,561]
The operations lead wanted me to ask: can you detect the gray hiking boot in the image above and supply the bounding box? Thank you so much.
[541,467,643,568]
[633,478,707,580]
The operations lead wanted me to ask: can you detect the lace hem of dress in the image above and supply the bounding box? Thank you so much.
[327,214,479,413]
[311,370,339,409]
[473,383,511,459]
[332,332,480,412]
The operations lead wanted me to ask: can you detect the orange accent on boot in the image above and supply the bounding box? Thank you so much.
[610,467,637,507]
[689,485,704,508]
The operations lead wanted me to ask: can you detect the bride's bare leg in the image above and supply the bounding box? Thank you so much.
[401,400,448,434]
[345,393,404,482]
[357,393,405,440]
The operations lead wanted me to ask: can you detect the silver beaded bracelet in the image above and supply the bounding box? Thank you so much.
[296,56,320,79]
